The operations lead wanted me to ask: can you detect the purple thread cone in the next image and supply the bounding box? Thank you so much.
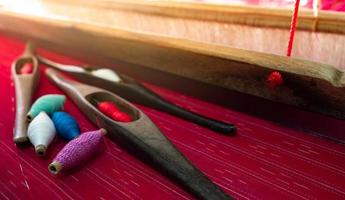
[48,129,106,174]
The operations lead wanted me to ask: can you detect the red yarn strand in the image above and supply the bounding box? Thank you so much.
[267,71,284,89]
[287,0,301,57]
[20,62,33,74]
[267,0,301,89]
[97,101,132,122]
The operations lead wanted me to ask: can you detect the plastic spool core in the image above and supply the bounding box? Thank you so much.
[35,145,46,156]
[48,162,62,175]
[37,150,45,156]
[27,115,32,122]
[48,165,58,174]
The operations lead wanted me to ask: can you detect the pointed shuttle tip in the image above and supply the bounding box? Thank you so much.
[14,136,29,144]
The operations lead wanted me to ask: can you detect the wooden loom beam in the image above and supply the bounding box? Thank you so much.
[0,10,344,119]
[45,0,345,34]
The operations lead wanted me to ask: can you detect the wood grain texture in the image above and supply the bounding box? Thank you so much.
[0,10,344,118]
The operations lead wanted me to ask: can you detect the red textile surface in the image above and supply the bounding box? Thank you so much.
[1,35,345,200]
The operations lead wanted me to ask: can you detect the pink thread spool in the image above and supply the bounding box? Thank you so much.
[48,129,106,174]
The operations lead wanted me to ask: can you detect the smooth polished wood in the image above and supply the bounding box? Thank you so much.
[38,56,236,134]
[45,68,232,200]
[0,11,344,118]
[11,41,40,144]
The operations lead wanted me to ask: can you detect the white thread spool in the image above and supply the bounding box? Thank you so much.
[91,68,121,82]
[28,112,56,156]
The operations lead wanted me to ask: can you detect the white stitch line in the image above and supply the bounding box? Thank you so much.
[146,114,345,198]
[164,94,345,157]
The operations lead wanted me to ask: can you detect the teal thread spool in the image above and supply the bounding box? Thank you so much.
[52,111,80,141]
[27,94,66,121]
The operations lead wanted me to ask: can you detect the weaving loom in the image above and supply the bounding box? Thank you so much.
[1,0,345,199]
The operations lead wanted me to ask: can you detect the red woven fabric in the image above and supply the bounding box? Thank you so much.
[1,35,345,200]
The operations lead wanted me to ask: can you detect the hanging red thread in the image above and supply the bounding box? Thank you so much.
[267,0,301,89]
[20,62,33,74]
[98,101,132,122]
[287,0,301,57]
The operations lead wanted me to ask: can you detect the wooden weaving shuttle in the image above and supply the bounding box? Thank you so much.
[38,56,236,135]
[12,41,40,144]
[45,68,232,200]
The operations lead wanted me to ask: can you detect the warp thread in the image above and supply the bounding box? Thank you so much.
[287,0,301,57]
[267,0,301,88]
[27,94,66,121]
[48,129,106,174]
[27,112,56,156]
[52,111,80,141]
[97,101,132,122]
